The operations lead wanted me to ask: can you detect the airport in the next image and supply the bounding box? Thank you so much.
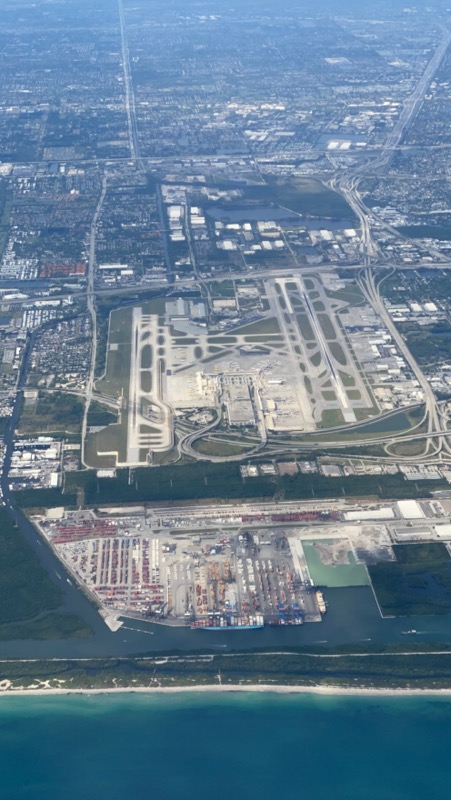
[85,271,421,468]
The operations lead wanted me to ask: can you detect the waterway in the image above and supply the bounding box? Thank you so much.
[4,581,451,659]
[2,693,451,799]
[3,337,451,658]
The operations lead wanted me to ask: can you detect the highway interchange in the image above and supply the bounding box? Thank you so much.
[7,18,451,472]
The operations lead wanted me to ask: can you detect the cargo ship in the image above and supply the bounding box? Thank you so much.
[191,614,264,630]
[316,590,327,615]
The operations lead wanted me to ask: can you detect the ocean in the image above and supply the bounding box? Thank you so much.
[1,692,450,799]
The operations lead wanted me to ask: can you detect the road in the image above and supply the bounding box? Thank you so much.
[373,28,451,174]
[80,174,108,468]
[4,255,451,311]
[5,19,451,474]
[357,267,451,461]
[118,0,140,162]
[330,27,451,266]
[2,332,451,660]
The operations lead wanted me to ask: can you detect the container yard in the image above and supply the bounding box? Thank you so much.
[36,509,328,625]
[33,497,451,628]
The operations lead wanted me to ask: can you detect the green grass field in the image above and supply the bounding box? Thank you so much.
[19,392,84,437]
[192,438,255,457]
[329,341,347,365]
[231,317,281,336]
[326,284,366,306]
[317,313,337,340]
[319,409,345,428]
[296,314,315,340]
[89,305,134,467]
[338,370,356,387]
[87,401,117,428]
[96,305,134,400]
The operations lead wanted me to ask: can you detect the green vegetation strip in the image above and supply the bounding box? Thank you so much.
[0,509,91,640]
[0,614,91,641]
[0,509,61,623]
[405,323,451,366]
[6,647,451,689]
[369,543,451,616]
[14,467,445,509]
[19,392,84,436]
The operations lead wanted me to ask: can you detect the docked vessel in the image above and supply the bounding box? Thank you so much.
[316,590,327,614]
[191,614,264,630]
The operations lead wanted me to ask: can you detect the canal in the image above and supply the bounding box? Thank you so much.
[2,337,451,658]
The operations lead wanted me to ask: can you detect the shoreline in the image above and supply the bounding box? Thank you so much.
[2,683,451,698]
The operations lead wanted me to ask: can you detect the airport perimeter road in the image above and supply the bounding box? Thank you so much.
[357,268,451,460]
[81,174,108,467]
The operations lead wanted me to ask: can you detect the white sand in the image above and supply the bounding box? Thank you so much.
[1,683,451,698]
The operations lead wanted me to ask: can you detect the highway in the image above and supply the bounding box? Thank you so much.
[80,174,107,468]
[330,27,451,266]
[372,27,451,174]
[3,256,451,311]
[6,21,451,475]
[118,0,140,162]
[357,267,451,462]
[80,1,145,467]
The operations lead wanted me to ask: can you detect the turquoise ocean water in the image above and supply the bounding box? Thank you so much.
[1,692,451,800]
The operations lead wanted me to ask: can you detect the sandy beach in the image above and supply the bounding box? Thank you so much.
[1,683,451,698]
